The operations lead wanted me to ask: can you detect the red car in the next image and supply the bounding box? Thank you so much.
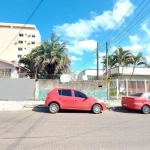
[45,88,106,114]
[121,92,150,114]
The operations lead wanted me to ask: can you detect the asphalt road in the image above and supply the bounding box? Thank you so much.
[0,108,150,150]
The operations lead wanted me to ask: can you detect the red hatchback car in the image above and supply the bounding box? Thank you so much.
[45,88,106,114]
[121,92,150,114]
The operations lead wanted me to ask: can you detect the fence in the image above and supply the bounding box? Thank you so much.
[1,78,149,101]
[0,79,35,100]
[109,79,150,99]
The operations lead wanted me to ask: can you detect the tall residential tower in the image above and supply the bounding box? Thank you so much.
[0,22,41,62]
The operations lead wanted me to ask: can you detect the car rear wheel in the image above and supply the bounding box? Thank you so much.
[92,104,102,114]
[141,105,150,114]
[49,103,59,114]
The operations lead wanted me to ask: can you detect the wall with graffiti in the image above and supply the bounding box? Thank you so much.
[36,79,107,101]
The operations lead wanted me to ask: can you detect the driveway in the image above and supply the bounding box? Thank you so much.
[0,108,149,150]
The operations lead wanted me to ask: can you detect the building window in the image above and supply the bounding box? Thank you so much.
[18,48,22,51]
[18,55,22,58]
[0,69,11,78]
[18,41,23,44]
[19,34,23,37]
[31,41,35,44]
[32,35,35,37]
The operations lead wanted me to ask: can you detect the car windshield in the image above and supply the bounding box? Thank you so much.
[130,93,143,97]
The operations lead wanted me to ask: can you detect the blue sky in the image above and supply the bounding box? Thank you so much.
[1,0,150,73]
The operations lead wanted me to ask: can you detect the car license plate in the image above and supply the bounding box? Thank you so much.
[123,104,127,106]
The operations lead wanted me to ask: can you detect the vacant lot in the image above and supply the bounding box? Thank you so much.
[0,108,150,150]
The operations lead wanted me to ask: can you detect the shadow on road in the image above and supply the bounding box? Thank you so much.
[32,105,94,114]
[110,107,143,114]
[32,105,49,113]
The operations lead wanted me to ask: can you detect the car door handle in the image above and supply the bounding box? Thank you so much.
[74,99,77,101]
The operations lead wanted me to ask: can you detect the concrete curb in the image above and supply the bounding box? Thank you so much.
[0,100,122,111]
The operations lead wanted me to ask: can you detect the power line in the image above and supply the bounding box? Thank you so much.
[73,0,138,73]
[0,0,44,56]
[109,10,150,49]
[99,0,150,53]
[108,0,150,48]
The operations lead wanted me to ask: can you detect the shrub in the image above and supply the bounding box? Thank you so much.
[110,86,117,96]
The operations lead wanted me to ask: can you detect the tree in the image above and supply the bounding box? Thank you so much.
[129,53,147,80]
[19,33,71,79]
[113,47,132,79]
[101,55,117,70]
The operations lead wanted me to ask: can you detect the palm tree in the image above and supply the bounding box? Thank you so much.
[19,33,71,79]
[129,53,147,80]
[101,55,117,70]
[113,47,132,79]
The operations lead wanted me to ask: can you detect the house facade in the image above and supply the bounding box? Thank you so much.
[0,22,41,63]
[0,59,29,78]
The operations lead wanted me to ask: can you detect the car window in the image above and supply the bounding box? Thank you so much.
[58,90,72,96]
[130,93,143,97]
[147,94,150,100]
[74,90,86,98]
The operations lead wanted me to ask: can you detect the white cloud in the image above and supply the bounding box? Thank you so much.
[141,23,150,36]
[68,39,97,55]
[123,44,143,52]
[129,35,140,44]
[143,44,150,52]
[145,54,150,62]
[69,56,82,61]
[54,0,133,40]
[99,52,106,57]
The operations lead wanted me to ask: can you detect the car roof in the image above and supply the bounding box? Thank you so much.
[53,87,79,90]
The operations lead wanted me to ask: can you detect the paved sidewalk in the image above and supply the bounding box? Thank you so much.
[0,100,45,111]
[0,99,122,111]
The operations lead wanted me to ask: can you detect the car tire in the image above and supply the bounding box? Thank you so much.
[141,105,150,114]
[49,103,59,114]
[92,104,102,114]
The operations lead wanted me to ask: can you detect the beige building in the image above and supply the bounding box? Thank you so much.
[0,22,41,62]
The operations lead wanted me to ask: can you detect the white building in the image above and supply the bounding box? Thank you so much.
[76,69,104,80]
[76,67,150,81]
[0,22,41,62]
[111,67,150,80]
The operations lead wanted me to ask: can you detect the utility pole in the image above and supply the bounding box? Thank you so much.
[97,42,99,80]
[106,42,109,100]
[106,42,108,78]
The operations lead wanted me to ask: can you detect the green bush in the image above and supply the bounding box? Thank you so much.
[110,86,117,96]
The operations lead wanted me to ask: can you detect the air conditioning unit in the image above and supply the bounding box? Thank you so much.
[14,41,17,44]
[28,34,31,37]
[27,42,30,45]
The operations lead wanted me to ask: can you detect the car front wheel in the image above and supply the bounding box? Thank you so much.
[49,103,59,114]
[141,105,150,114]
[92,104,102,114]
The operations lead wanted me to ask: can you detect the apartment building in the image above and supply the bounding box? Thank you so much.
[0,22,41,62]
